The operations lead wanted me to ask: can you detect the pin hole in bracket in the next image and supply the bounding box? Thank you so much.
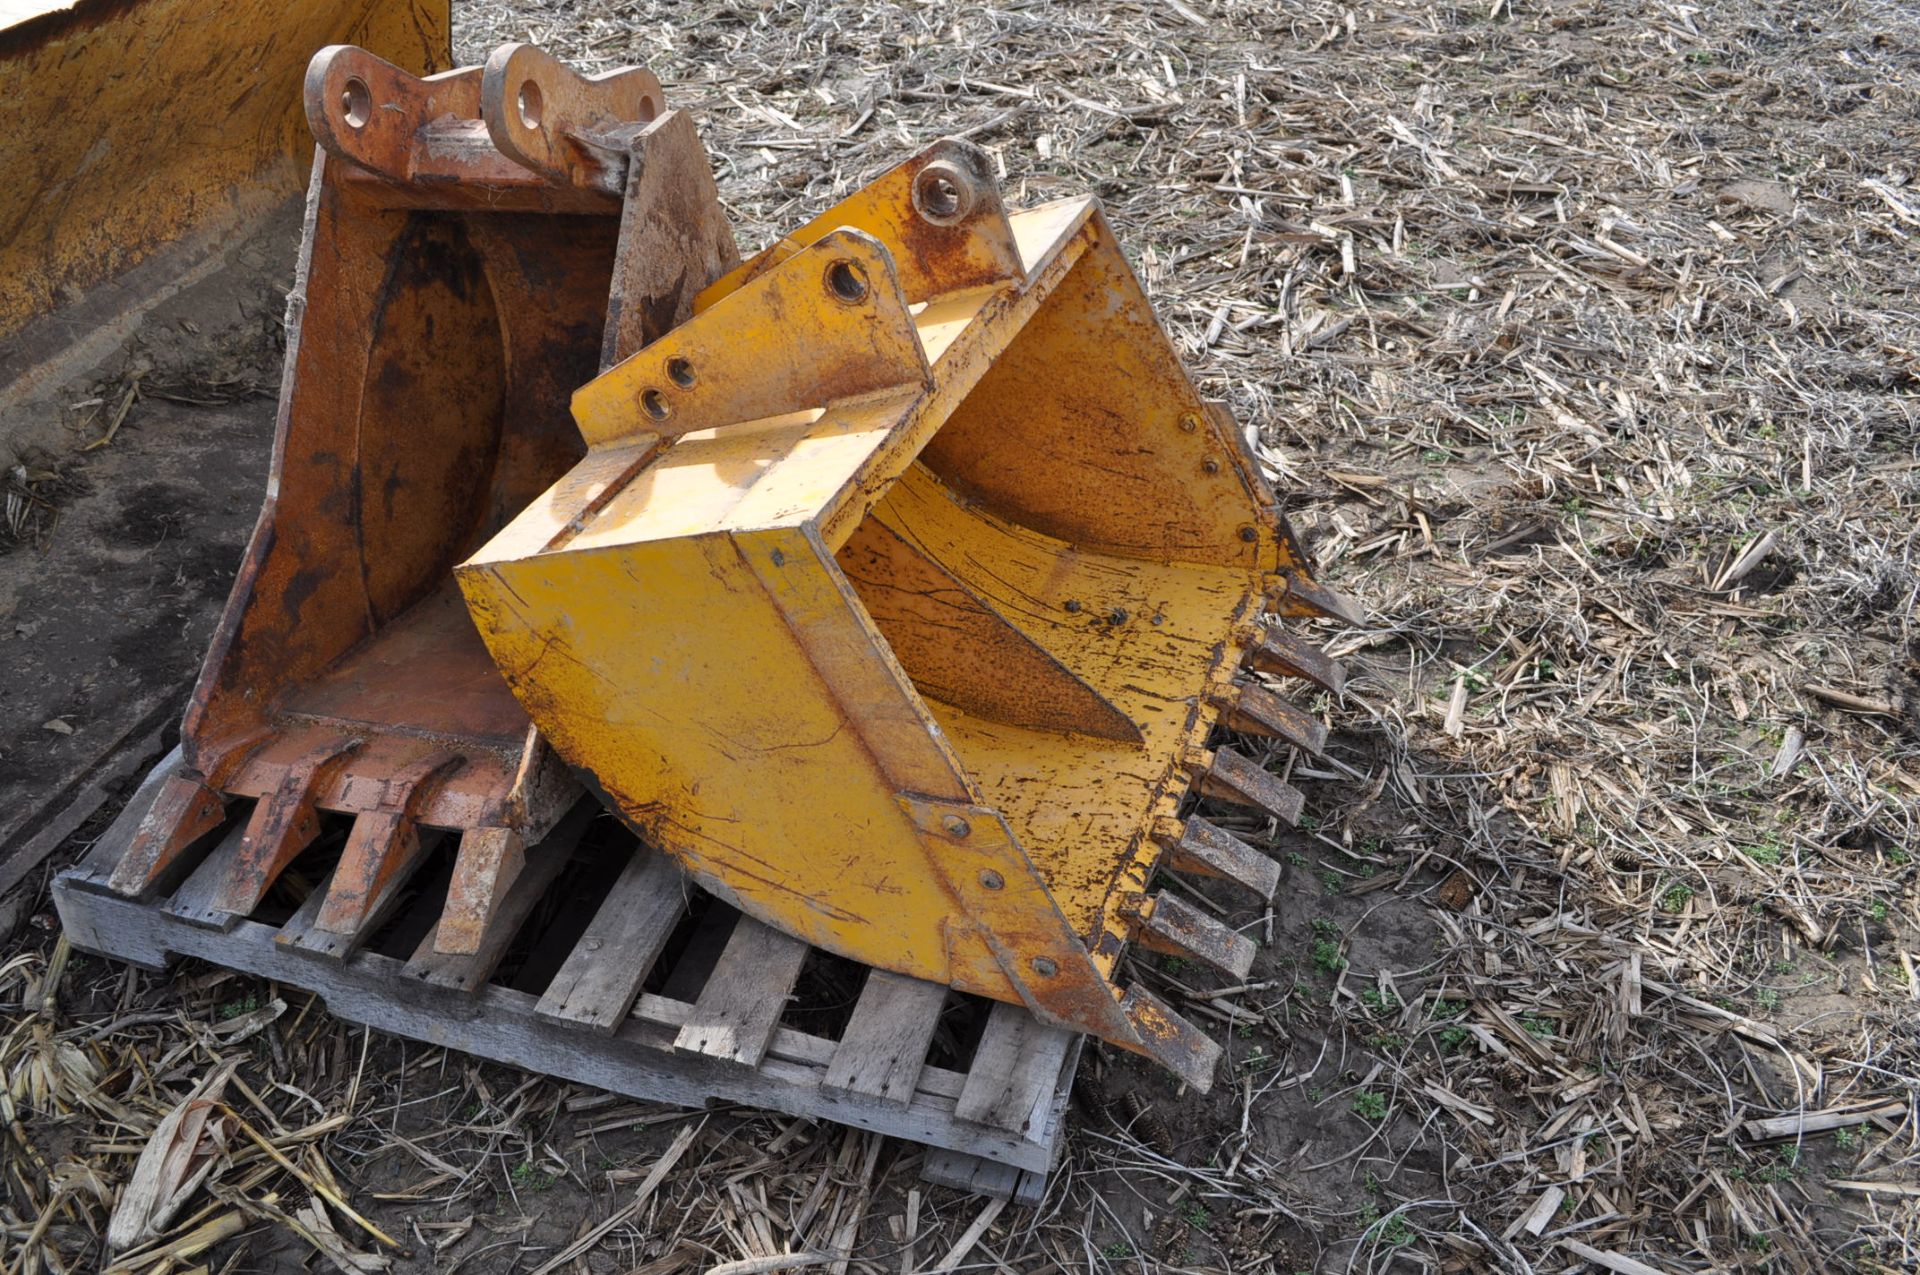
[341,76,371,129]
[911,159,976,226]
[825,259,870,303]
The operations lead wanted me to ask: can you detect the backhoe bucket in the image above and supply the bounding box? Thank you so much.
[98,45,738,955]
[458,142,1359,1088]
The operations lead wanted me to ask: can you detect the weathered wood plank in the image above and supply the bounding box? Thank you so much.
[536,846,686,1033]
[672,916,809,1066]
[634,991,965,1102]
[919,1148,1038,1205]
[49,871,1063,1173]
[160,818,254,931]
[953,1001,1074,1140]
[633,990,956,1098]
[823,971,947,1106]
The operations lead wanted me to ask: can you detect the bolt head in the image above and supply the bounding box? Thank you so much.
[1030,956,1058,978]
[941,814,972,838]
[979,869,1004,890]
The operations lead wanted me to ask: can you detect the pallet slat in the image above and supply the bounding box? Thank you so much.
[161,819,253,931]
[823,971,948,1106]
[632,990,964,1101]
[673,916,809,1066]
[536,846,686,1032]
[953,1002,1075,1139]
[920,1149,1041,1206]
[53,755,1085,1197]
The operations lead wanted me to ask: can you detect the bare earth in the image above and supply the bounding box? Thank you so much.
[3,0,1918,1271]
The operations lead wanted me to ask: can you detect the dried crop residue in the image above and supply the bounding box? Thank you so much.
[5,1,1919,1272]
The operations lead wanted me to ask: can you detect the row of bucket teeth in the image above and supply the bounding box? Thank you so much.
[103,744,491,954]
[1129,623,1346,987]
[207,735,365,918]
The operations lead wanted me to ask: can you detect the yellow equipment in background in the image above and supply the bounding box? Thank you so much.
[0,0,448,401]
[459,141,1356,1087]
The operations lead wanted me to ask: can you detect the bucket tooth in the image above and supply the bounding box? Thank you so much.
[1274,572,1364,626]
[1197,747,1306,826]
[106,774,228,897]
[1249,629,1346,695]
[435,827,527,956]
[1218,683,1329,754]
[1133,892,1256,979]
[1152,816,1280,900]
[1119,984,1223,1093]
[311,752,464,940]
[206,737,363,918]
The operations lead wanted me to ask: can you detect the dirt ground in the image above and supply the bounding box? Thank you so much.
[0,207,292,884]
[4,0,1920,1272]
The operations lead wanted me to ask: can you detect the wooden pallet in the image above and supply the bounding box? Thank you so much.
[53,753,1080,1204]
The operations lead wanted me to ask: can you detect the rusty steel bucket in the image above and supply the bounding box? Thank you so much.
[102,43,737,956]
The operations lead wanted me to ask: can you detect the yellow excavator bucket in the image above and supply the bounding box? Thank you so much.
[458,142,1358,1087]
